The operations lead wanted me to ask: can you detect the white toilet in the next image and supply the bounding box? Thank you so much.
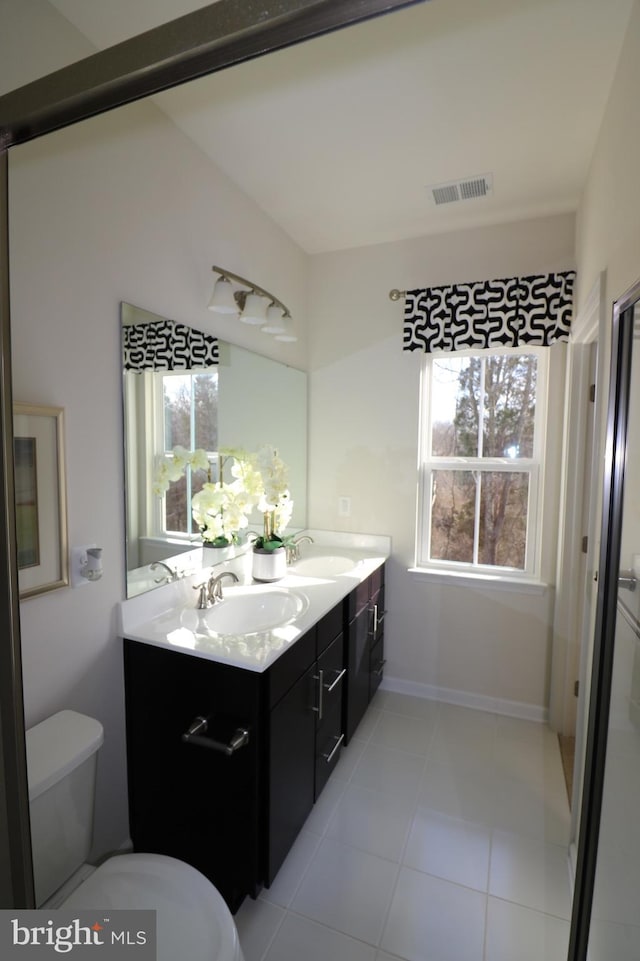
[26,710,245,961]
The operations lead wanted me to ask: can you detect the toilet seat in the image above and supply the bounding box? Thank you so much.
[60,853,244,961]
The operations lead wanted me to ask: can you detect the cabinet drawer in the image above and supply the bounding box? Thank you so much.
[347,580,369,622]
[369,585,386,644]
[316,603,343,657]
[316,633,345,720]
[315,721,344,797]
[369,564,384,597]
[315,634,345,797]
[268,627,316,708]
[370,636,385,698]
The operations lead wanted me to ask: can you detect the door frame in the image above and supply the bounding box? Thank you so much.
[551,274,604,725]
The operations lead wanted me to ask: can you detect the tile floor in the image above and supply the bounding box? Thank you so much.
[235,690,573,961]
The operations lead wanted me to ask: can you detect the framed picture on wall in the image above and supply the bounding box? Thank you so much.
[13,404,68,599]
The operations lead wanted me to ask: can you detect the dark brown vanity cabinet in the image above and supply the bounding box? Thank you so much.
[123,596,348,914]
[344,564,386,742]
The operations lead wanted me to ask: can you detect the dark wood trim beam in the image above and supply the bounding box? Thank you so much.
[0,148,34,908]
[0,0,426,149]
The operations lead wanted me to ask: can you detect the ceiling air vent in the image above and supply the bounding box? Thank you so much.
[429,173,493,206]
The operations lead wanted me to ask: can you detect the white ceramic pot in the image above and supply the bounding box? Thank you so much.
[252,546,287,582]
[202,543,233,566]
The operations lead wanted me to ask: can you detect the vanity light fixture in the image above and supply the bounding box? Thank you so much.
[207,275,238,314]
[273,315,297,343]
[261,302,287,335]
[208,266,296,341]
[239,292,268,325]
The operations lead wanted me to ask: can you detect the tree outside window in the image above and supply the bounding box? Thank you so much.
[419,350,546,576]
[160,371,218,534]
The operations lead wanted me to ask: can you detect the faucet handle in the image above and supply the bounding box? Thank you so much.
[194,582,212,609]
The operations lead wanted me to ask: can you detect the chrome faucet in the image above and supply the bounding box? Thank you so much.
[208,570,239,602]
[286,534,314,564]
[150,560,178,584]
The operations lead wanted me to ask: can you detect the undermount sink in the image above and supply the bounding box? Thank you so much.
[202,586,307,635]
[291,554,359,577]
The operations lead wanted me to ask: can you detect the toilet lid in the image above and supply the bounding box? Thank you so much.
[61,853,241,961]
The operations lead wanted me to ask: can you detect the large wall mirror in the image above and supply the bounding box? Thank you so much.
[122,302,307,597]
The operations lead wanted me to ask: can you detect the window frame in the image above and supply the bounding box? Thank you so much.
[151,369,219,539]
[415,345,549,582]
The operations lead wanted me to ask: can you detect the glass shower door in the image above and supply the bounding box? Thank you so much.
[569,294,640,959]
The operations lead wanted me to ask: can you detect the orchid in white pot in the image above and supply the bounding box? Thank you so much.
[153,444,293,562]
[153,446,259,547]
[251,445,294,552]
[191,448,263,546]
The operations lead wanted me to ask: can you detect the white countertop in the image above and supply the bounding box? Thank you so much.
[118,531,390,673]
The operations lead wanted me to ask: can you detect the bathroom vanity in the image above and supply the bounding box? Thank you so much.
[120,536,388,913]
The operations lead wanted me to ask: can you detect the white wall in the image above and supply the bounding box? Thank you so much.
[575,0,640,317]
[6,6,308,858]
[570,0,640,813]
[307,214,575,716]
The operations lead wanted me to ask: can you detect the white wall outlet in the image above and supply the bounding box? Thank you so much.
[338,496,351,517]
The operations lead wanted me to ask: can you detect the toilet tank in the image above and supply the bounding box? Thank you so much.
[26,710,104,906]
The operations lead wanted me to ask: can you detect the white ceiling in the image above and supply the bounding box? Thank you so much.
[47,0,634,253]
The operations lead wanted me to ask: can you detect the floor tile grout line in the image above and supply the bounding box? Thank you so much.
[373,856,404,954]
[263,829,324,913]
[281,905,410,958]
[242,695,574,961]
[486,891,573,924]
[254,902,287,961]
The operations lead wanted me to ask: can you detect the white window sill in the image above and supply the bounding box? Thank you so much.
[408,566,550,595]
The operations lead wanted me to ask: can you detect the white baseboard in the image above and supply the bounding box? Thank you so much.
[380,675,549,724]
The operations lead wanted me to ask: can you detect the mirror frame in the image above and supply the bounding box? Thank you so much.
[0,0,422,906]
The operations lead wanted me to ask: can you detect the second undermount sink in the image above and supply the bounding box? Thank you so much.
[202,586,308,635]
[291,554,359,577]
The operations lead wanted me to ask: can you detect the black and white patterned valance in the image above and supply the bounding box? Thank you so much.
[123,320,219,371]
[403,270,575,353]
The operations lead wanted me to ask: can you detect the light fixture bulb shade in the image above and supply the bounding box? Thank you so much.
[274,316,297,342]
[240,292,268,325]
[261,303,287,334]
[208,277,238,314]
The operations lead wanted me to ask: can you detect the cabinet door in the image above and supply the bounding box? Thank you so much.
[268,663,316,883]
[345,602,370,743]
[315,632,345,797]
[124,640,260,914]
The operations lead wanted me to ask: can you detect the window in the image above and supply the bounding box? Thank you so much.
[155,370,218,536]
[417,347,548,579]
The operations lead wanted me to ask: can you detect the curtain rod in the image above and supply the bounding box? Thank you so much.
[388,288,406,301]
